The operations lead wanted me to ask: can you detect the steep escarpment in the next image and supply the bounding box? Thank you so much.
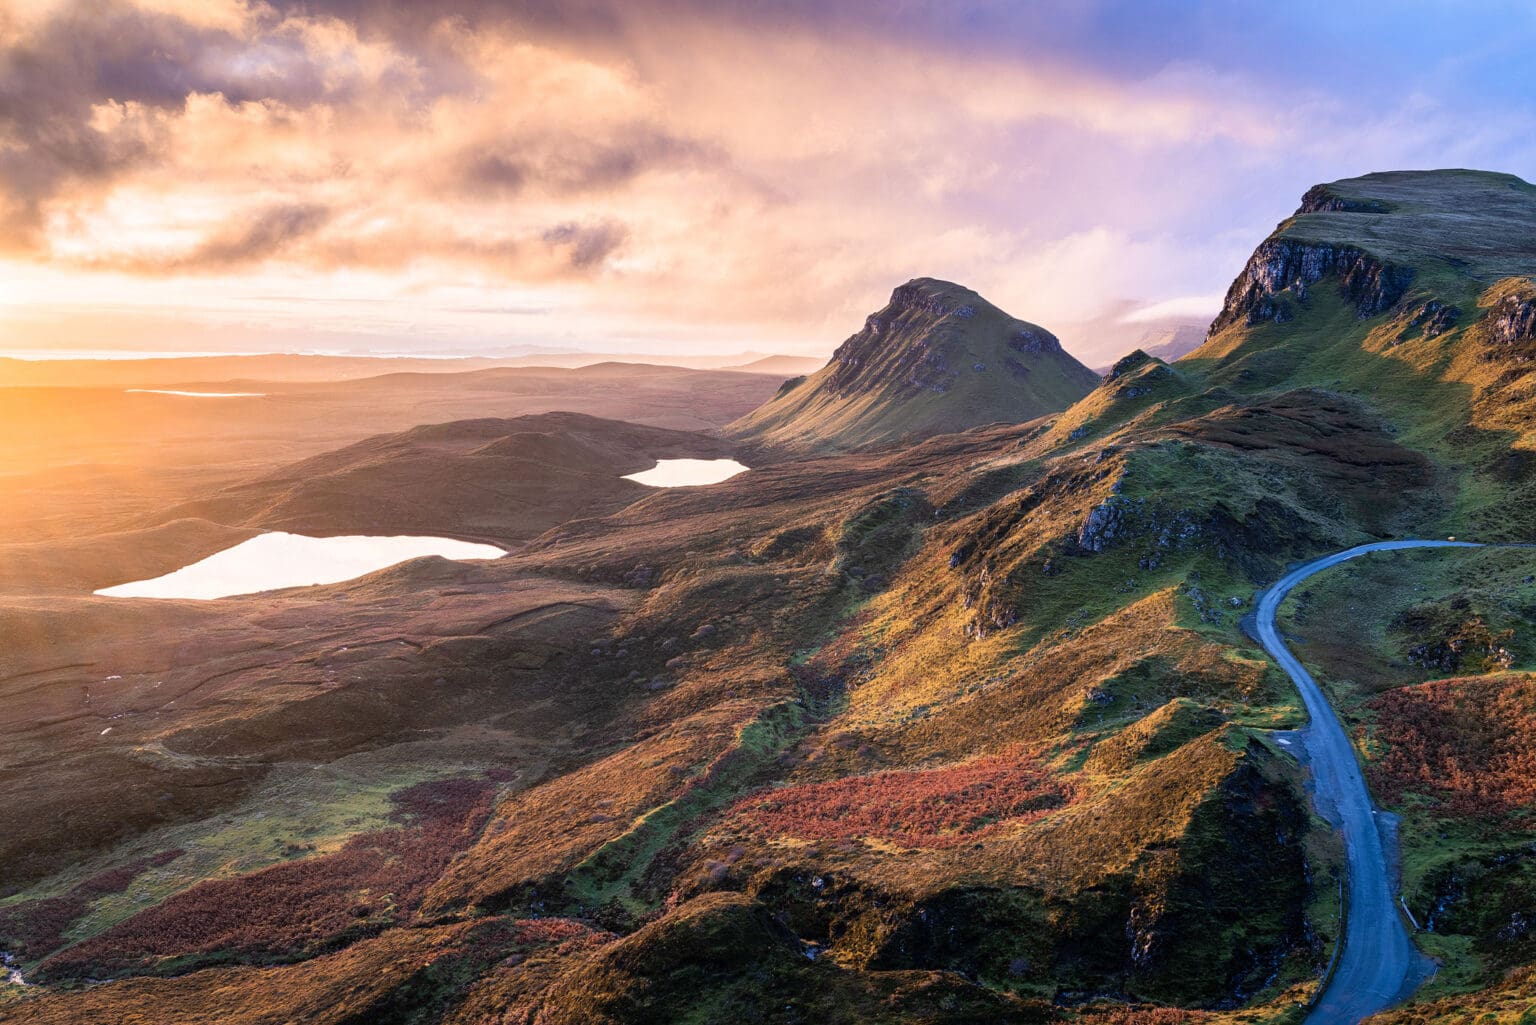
[1202,169,1536,348]
[1207,237,1415,334]
[729,278,1099,456]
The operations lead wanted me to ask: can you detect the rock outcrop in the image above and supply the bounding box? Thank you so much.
[1396,299,1462,342]
[1296,183,1391,215]
[1488,284,1536,350]
[1209,238,1415,335]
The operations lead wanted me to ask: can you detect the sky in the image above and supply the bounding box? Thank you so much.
[1,0,1534,365]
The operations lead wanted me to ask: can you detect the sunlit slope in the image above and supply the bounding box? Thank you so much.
[729,278,1100,455]
[10,172,1536,1023]
[1181,169,1536,539]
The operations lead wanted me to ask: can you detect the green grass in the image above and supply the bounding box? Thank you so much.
[1281,171,1536,286]
[730,277,1099,454]
[1,729,527,951]
[1272,543,1536,997]
[562,701,807,918]
[1415,933,1486,999]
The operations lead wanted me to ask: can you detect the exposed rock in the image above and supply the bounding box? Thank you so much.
[1106,349,1154,381]
[1488,287,1536,349]
[1009,326,1063,355]
[1396,299,1461,342]
[888,280,964,319]
[1396,604,1514,673]
[1296,183,1391,215]
[1077,497,1127,553]
[1209,238,1415,335]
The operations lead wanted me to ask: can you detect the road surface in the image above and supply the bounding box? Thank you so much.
[1254,540,1481,1024]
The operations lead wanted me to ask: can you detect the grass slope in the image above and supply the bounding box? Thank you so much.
[9,169,1536,1024]
[730,278,1100,455]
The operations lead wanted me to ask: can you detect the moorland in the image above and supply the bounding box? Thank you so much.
[3,170,1536,1025]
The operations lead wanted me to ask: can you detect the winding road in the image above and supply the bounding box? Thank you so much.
[1254,540,1482,1024]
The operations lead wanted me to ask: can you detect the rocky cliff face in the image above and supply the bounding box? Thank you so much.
[1296,183,1391,215]
[1209,238,1415,335]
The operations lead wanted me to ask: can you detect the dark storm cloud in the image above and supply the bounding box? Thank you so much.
[0,0,458,248]
[540,220,629,269]
[187,202,334,268]
[456,128,714,198]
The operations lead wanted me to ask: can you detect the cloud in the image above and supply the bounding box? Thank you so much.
[453,127,715,198]
[540,220,629,269]
[0,0,441,247]
[183,202,333,268]
[3,0,1536,359]
[1120,295,1225,324]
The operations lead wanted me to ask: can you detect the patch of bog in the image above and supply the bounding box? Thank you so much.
[623,458,748,487]
[94,532,506,600]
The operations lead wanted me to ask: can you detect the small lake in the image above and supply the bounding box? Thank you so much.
[95,532,506,600]
[125,389,267,397]
[623,458,748,487]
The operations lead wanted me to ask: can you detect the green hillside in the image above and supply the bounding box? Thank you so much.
[9,171,1536,1025]
[729,278,1101,455]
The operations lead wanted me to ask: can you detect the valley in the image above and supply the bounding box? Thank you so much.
[3,169,1536,1025]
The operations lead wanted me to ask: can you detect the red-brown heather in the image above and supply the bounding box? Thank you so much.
[730,746,1073,848]
[0,849,182,960]
[1368,674,1536,820]
[39,779,497,979]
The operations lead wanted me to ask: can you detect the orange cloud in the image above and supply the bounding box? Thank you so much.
[3,0,1534,362]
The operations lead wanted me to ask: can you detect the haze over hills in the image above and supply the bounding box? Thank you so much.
[1092,322,1207,374]
[5,170,1536,1025]
[729,278,1101,455]
[723,354,829,377]
[0,364,780,548]
[0,352,821,390]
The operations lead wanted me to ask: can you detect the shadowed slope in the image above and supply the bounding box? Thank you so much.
[162,412,738,545]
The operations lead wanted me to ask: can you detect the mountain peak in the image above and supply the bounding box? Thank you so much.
[883,277,994,317]
[729,278,1097,454]
[1204,169,1536,339]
